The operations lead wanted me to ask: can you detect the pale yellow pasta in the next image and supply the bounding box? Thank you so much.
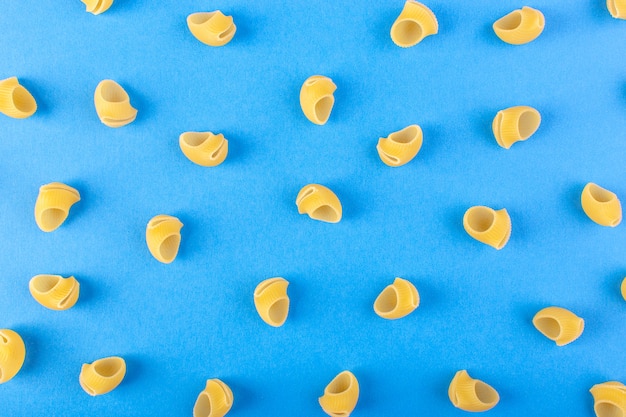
[463,206,511,250]
[79,356,126,396]
[29,274,80,311]
[607,0,626,19]
[390,1,438,48]
[0,329,26,384]
[0,77,37,119]
[448,370,499,412]
[492,106,541,149]
[179,132,228,167]
[194,378,234,417]
[81,0,114,15]
[34,182,81,232]
[187,11,236,47]
[94,79,137,128]
[254,277,290,327]
[590,381,626,417]
[296,184,342,223]
[374,277,419,319]
[146,215,183,264]
[299,76,336,125]
[493,7,545,45]
[319,371,359,417]
[581,183,622,227]
[377,125,423,167]
[621,277,626,302]
[532,306,584,346]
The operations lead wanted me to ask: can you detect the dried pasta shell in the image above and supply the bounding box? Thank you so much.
[187,11,236,47]
[193,378,234,417]
[0,77,37,119]
[621,278,626,302]
[0,329,26,384]
[79,356,126,396]
[492,106,541,149]
[377,125,423,167]
[463,206,511,250]
[532,306,584,346]
[296,184,342,223]
[374,277,419,319]
[493,6,545,45]
[300,75,336,125]
[179,132,228,167]
[254,277,290,327]
[390,1,438,48]
[607,0,626,19]
[448,370,499,412]
[146,215,183,264]
[34,182,81,232]
[81,0,114,15]
[581,183,622,227]
[590,381,626,417]
[29,274,80,311]
[94,79,137,128]
[318,371,359,417]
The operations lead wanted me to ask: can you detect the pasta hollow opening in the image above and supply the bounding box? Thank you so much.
[328,373,351,394]
[467,208,494,232]
[534,317,560,339]
[40,209,66,230]
[394,21,422,46]
[589,184,614,203]
[311,205,337,222]
[375,287,397,313]
[13,86,36,113]
[94,360,119,378]
[195,394,212,416]
[32,274,59,293]
[160,235,181,261]
[268,299,289,323]
[101,83,126,103]
[596,403,622,417]
[475,381,499,403]
[315,97,334,125]
[518,110,541,139]
[496,11,522,30]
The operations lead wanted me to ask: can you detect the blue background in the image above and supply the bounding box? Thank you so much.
[0,0,625,416]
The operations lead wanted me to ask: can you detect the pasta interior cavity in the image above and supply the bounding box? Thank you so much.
[377,124,423,166]
[179,132,228,167]
[0,77,37,119]
[29,274,80,311]
[390,1,438,48]
[254,277,290,327]
[448,370,499,412]
[590,381,626,417]
[299,75,337,125]
[94,80,137,128]
[493,6,545,45]
[492,106,541,149]
[319,371,359,417]
[146,215,184,264]
[296,184,342,223]
[187,11,236,47]
[194,379,233,417]
[374,277,419,319]
[532,306,584,346]
[34,182,81,232]
[581,183,622,227]
[463,206,511,249]
[79,356,126,396]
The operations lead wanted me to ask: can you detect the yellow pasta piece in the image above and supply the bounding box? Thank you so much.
[81,0,114,15]
[34,182,81,232]
[607,0,626,19]
[0,77,37,119]
[0,329,26,384]
[194,378,234,417]
[493,7,545,45]
[448,370,499,412]
[590,381,626,417]
[532,306,584,346]
[492,106,541,149]
[621,277,626,302]
[94,79,137,128]
[29,274,80,311]
[296,184,342,223]
[79,356,126,396]
[187,11,236,47]
[299,76,336,125]
[376,125,423,167]
[146,215,183,264]
[581,183,622,227]
[254,277,290,327]
[390,1,438,48]
[318,371,359,417]
[463,206,511,250]
[179,132,228,167]
[374,277,419,319]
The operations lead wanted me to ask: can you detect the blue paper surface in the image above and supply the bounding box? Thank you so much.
[0,1,625,416]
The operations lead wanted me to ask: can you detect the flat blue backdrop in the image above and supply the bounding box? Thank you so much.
[0,0,625,416]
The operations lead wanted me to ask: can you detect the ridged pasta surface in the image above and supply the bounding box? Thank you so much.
[94,80,137,128]
[194,379,234,417]
[390,1,438,47]
[296,184,342,223]
[448,370,500,412]
[146,215,183,264]
[463,206,511,250]
[29,274,80,310]
[0,77,37,119]
[79,356,126,396]
[299,76,336,125]
[493,7,545,45]
[187,11,236,47]
[319,371,359,417]
[492,106,541,149]
[179,132,228,167]
[374,277,419,319]
[532,306,584,346]
[377,125,423,166]
[590,381,626,417]
[254,277,290,327]
[34,182,81,232]
[581,183,622,227]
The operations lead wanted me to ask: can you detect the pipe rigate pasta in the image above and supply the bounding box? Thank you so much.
[590,381,626,417]
[296,184,342,223]
[390,1,438,48]
[463,206,511,250]
[581,183,622,227]
[187,11,236,47]
[376,125,423,166]
[0,329,26,384]
[94,80,137,128]
[254,277,290,327]
[493,7,545,45]
[374,277,419,319]
[146,215,183,264]
[448,370,499,412]
[34,182,81,232]
[179,132,228,167]
[29,274,80,311]
[300,76,336,125]
[318,371,359,417]
[608,0,626,18]
[0,77,37,119]
[79,356,126,396]
[621,278,626,301]
[194,379,233,417]
[81,0,114,15]
[492,106,541,149]
[532,306,584,346]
